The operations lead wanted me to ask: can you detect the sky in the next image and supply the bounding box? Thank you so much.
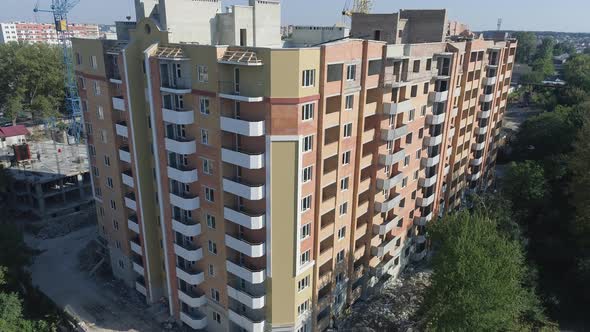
[2,0,589,33]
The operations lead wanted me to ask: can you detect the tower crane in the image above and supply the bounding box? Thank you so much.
[34,0,83,143]
[342,0,373,16]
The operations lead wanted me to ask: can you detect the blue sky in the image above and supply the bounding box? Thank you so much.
[2,0,589,33]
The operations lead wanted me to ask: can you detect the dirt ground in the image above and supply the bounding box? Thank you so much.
[25,225,172,332]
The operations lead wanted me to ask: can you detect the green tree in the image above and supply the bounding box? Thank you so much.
[503,161,547,215]
[514,32,537,64]
[0,42,64,124]
[420,211,554,331]
[569,115,590,247]
[564,54,590,91]
[553,42,576,56]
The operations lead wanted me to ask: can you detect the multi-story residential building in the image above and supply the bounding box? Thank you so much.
[73,1,515,331]
[0,22,99,44]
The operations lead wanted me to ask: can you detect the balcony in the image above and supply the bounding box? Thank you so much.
[475,126,488,135]
[373,215,402,235]
[222,148,265,170]
[112,96,125,111]
[383,99,413,115]
[377,172,404,191]
[124,193,137,211]
[478,110,491,119]
[220,117,265,137]
[480,93,494,103]
[421,155,440,167]
[176,266,205,285]
[162,107,194,125]
[424,134,443,147]
[483,77,497,86]
[225,234,265,258]
[170,192,200,211]
[227,286,265,309]
[430,90,449,102]
[472,142,485,151]
[224,207,265,230]
[223,178,265,201]
[412,248,427,261]
[178,289,207,308]
[167,165,198,184]
[372,236,399,257]
[165,137,197,155]
[451,107,458,118]
[119,147,131,163]
[374,193,401,213]
[417,193,436,207]
[174,242,203,262]
[419,174,437,188]
[226,260,266,284]
[372,255,398,278]
[228,309,265,332]
[426,113,445,125]
[160,77,192,94]
[121,170,134,188]
[381,124,408,141]
[470,157,483,166]
[135,278,147,296]
[219,83,264,103]
[414,212,433,226]
[132,260,144,275]
[128,215,140,233]
[379,149,405,166]
[448,127,456,139]
[130,237,142,255]
[172,217,201,236]
[415,235,427,244]
[453,87,462,98]
[115,121,128,138]
[365,102,377,117]
[180,310,207,330]
[469,171,482,181]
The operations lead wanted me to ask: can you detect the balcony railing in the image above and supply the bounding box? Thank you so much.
[226,259,266,284]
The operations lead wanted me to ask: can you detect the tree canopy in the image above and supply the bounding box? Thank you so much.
[420,211,554,331]
[514,32,537,64]
[564,54,590,92]
[0,42,64,124]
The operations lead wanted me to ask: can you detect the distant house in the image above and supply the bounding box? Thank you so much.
[0,125,29,148]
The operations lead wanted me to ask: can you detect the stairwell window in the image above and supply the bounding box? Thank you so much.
[346,64,356,81]
[342,151,351,165]
[343,123,352,138]
[302,69,315,87]
[206,214,216,229]
[90,55,97,69]
[301,223,311,239]
[93,81,101,96]
[199,97,210,115]
[301,195,312,212]
[205,187,215,202]
[302,165,313,183]
[336,249,345,262]
[345,95,354,110]
[302,135,313,153]
[208,240,217,255]
[197,65,208,83]
[300,250,310,266]
[200,129,209,145]
[302,103,314,121]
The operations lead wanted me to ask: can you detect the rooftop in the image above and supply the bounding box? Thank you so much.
[0,125,29,138]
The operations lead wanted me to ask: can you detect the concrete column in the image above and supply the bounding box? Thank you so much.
[34,183,45,217]
[60,179,66,202]
[77,174,84,198]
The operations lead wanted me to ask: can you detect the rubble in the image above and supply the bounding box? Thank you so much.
[337,266,433,332]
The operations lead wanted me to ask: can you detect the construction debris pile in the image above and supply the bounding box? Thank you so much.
[337,267,433,332]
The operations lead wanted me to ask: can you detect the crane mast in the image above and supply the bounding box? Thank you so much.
[34,0,83,143]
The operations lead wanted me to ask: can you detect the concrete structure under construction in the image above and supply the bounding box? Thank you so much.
[0,22,99,45]
[73,2,515,331]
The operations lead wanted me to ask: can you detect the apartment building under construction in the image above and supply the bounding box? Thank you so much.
[73,1,516,331]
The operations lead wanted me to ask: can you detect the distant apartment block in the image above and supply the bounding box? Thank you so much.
[0,22,99,44]
[73,1,515,331]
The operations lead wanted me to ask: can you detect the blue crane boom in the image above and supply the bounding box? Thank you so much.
[34,0,83,143]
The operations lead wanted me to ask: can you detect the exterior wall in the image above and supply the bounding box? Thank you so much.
[250,0,282,47]
[159,0,220,44]
[350,13,399,44]
[289,26,349,47]
[0,23,17,43]
[399,9,447,44]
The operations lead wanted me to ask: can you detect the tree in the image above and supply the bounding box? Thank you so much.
[569,115,590,248]
[420,211,554,331]
[0,42,64,124]
[502,161,548,215]
[514,32,537,64]
[553,42,576,56]
[564,54,590,91]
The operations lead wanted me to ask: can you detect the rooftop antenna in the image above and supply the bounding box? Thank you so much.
[497,18,503,31]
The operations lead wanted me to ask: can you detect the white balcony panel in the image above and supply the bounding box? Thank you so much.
[381,125,408,141]
[419,175,437,188]
[176,267,205,285]
[135,281,147,296]
[224,207,265,230]
[421,155,441,167]
[483,77,497,86]
[122,172,134,188]
[172,219,202,237]
[179,290,207,308]
[167,166,198,184]
[383,99,413,115]
[379,149,405,166]
[132,262,144,275]
[112,97,125,111]
[412,249,427,261]
[180,312,207,330]
[130,241,142,255]
[478,110,491,119]
[226,261,266,284]
[174,244,203,262]
[165,138,197,155]
[227,286,266,309]
[475,126,489,135]
[162,108,194,125]
[219,93,264,103]
[225,234,265,258]
[223,178,265,200]
[220,117,265,137]
[414,212,433,226]
[430,90,449,102]
[119,148,131,163]
[469,172,482,181]
[228,310,265,332]
[453,87,462,97]
[128,217,140,233]
[448,127,456,138]
[424,134,443,147]
[376,172,404,190]
[160,86,192,94]
[124,196,137,211]
[372,236,398,257]
[170,193,200,211]
[222,148,265,170]
[473,142,486,151]
[374,193,401,213]
[426,113,445,125]
[480,93,494,103]
[451,107,458,118]
[417,194,436,207]
[373,215,402,235]
[115,123,128,138]
[470,157,483,166]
